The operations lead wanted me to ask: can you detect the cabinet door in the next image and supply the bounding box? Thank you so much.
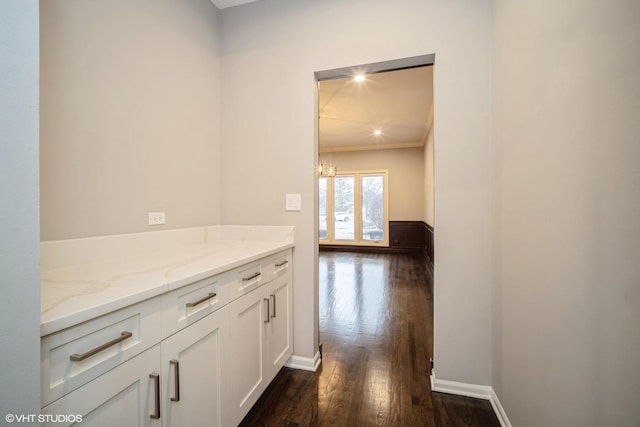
[161,309,224,427]
[41,346,161,427]
[265,274,293,377]
[224,285,269,425]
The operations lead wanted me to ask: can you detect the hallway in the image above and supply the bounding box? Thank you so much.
[241,252,500,426]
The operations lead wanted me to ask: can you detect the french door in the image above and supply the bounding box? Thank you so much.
[319,171,388,246]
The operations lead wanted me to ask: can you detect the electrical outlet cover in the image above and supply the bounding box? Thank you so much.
[148,212,166,225]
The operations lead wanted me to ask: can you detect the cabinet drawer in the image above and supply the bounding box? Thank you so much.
[161,273,228,339]
[228,260,265,302]
[41,297,162,407]
[41,345,161,427]
[263,250,291,283]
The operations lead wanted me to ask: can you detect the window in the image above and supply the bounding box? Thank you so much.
[319,171,388,246]
[334,176,355,240]
[319,177,328,240]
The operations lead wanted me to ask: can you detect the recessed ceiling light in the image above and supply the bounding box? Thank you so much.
[373,130,382,136]
[354,74,366,82]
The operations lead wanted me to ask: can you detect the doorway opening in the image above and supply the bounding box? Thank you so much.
[314,54,436,372]
[315,54,435,257]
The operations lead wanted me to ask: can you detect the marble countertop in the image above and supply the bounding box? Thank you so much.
[40,226,294,336]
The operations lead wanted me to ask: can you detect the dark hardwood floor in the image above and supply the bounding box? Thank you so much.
[240,252,500,427]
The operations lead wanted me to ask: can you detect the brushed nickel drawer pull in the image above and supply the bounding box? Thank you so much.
[243,272,261,282]
[275,260,288,267]
[264,298,270,323]
[170,359,180,402]
[270,294,276,318]
[150,373,160,419]
[69,331,133,362]
[186,292,217,308]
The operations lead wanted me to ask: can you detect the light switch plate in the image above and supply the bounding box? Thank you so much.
[285,194,302,211]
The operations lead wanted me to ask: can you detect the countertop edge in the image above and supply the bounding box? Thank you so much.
[40,241,295,337]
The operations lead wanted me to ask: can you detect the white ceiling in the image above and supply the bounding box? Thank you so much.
[319,66,434,153]
[211,0,259,9]
[209,0,434,153]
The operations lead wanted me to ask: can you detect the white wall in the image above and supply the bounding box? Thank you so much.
[0,0,41,418]
[40,0,222,240]
[424,126,435,226]
[220,0,493,383]
[493,0,640,425]
[320,147,425,221]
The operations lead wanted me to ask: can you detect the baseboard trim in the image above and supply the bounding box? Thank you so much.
[489,388,512,427]
[430,373,493,400]
[430,372,512,427]
[286,351,322,372]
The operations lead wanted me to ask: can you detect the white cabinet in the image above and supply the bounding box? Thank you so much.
[265,274,293,377]
[224,284,269,424]
[41,310,226,427]
[41,345,162,427]
[41,297,162,407]
[41,248,293,427]
[161,272,228,339]
[225,259,293,425]
[161,308,225,427]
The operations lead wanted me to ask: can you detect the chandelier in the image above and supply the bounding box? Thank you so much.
[316,161,337,177]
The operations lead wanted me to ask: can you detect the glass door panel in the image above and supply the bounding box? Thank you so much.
[361,175,384,242]
[334,176,354,241]
[318,170,387,246]
[318,177,328,241]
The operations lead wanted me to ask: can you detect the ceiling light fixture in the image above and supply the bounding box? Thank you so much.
[354,74,366,82]
[373,129,382,136]
[316,161,337,177]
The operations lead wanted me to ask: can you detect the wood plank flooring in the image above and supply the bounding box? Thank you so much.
[240,252,500,427]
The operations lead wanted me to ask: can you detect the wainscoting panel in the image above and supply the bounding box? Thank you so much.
[389,220,424,250]
[320,221,434,264]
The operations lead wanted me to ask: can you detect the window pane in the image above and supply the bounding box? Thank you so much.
[362,175,384,242]
[319,177,327,240]
[334,176,354,240]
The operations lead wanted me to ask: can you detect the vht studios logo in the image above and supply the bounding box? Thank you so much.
[5,414,83,423]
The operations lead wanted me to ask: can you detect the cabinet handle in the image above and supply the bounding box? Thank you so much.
[186,292,217,308]
[170,359,180,402]
[270,294,276,318]
[150,373,160,419]
[264,298,270,323]
[243,272,261,282]
[69,331,133,362]
[275,260,288,267]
